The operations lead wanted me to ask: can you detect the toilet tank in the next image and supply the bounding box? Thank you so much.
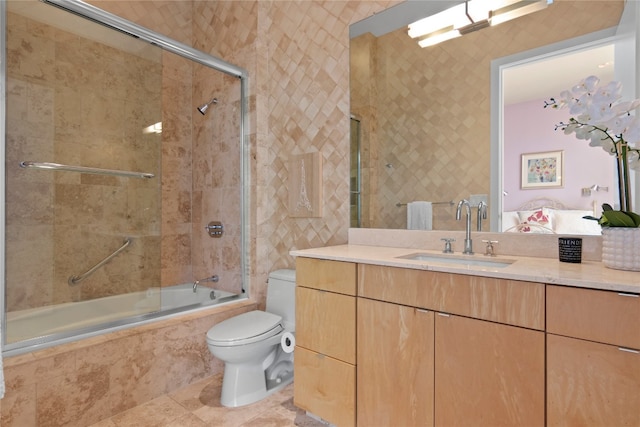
[265,269,296,331]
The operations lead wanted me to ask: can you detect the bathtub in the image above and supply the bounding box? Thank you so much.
[5,283,241,348]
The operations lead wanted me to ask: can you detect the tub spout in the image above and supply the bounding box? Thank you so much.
[193,275,219,293]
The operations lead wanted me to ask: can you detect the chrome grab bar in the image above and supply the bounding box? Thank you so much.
[396,200,455,207]
[20,161,154,179]
[68,238,132,286]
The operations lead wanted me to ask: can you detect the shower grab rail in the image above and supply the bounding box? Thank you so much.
[68,238,132,286]
[20,161,154,179]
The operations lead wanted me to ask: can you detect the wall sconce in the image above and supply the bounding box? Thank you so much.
[408,0,552,48]
[582,184,609,196]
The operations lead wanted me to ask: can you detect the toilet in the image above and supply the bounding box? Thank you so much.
[206,269,296,407]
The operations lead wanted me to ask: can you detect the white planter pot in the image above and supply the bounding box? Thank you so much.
[601,228,640,271]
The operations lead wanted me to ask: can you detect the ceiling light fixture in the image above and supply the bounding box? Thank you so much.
[408,0,552,48]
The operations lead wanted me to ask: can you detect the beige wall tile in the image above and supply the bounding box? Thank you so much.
[352,1,624,230]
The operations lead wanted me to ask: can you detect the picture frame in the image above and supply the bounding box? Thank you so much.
[521,150,563,189]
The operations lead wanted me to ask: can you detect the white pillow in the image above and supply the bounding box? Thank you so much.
[552,210,602,235]
[517,208,554,233]
[501,211,520,232]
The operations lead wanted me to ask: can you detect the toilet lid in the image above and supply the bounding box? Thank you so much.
[206,310,283,346]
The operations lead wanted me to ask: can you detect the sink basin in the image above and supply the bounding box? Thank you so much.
[397,253,514,269]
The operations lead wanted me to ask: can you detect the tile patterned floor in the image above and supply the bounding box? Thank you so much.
[87,376,322,427]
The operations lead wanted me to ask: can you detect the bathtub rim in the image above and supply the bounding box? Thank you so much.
[2,293,250,358]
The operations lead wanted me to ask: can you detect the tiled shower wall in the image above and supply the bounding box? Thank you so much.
[5,0,249,313]
[351,0,624,230]
[5,9,163,310]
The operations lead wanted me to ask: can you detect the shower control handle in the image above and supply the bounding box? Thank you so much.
[205,221,224,238]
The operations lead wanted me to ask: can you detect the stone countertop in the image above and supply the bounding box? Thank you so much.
[290,244,640,294]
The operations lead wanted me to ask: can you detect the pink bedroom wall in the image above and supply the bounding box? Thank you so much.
[503,98,616,213]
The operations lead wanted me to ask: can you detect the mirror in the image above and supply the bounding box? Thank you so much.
[349,0,632,233]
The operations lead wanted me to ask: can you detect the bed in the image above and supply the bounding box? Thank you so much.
[501,197,602,235]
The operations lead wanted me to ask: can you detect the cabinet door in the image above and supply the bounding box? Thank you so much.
[294,347,356,427]
[296,286,356,364]
[357,298,434,427]
[547,334,640,427]
[435,314,545,427]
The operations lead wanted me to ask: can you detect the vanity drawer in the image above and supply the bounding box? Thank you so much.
[547,285,640,349]
[294,346,356,427]
[358,264,544,330]
[295,286,356,364]
[296,257,356,295]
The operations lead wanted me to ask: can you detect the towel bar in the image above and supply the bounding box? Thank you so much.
[396,200,454,207]
[20,161,154,179]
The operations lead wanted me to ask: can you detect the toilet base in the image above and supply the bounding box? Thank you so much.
[220,350,294,407]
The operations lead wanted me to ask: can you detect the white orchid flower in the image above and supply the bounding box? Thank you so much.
[602,114,635,136]
[554,90,574,107]
[568,75,599,98]
[567,123,588,139]
[622,117,640,145]
[590,134,615,154]
[581,75,601,92]
[569,93,592,115]
[587,101,616,123]
[548,75,640,211]
[593,80,622,105]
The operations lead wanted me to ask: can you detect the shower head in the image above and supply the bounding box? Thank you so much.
[197,97,218,115]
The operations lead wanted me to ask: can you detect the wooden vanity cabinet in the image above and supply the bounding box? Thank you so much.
[294,257,357,427]
[357,264,545,427]
[296,253,639,427]
[547,285,640,426]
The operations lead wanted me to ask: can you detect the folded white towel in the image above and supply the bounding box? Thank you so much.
[407,201,433,230]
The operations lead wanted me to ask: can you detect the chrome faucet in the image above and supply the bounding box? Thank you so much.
[192,275,219,293]
[477,200,487,231]
[456,199,473,255]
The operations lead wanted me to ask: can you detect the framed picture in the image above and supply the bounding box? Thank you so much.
[521,150,563,189]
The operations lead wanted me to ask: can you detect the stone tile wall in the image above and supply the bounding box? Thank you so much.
[2,0,398,424]
[350,1,624,230]
[5,8,163,310]
[1,302,256,426]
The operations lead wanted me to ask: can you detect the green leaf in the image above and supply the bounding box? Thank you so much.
[622,210,640,227]
[601,210,640,227]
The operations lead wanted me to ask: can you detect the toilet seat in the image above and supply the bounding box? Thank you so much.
[207,310,283,347]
